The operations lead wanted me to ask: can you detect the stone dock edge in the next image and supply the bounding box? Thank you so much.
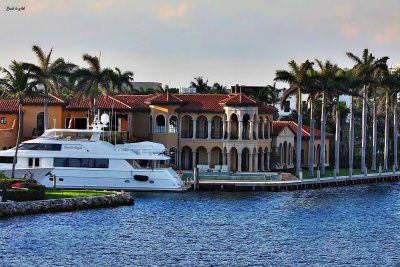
[0,192,134,219]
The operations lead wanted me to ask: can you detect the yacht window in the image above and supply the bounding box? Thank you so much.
[28,158,40,167]
[54,158,109,168]
[19,143,62,151]
[0,156,14,163]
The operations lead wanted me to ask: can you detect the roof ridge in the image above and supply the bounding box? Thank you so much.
[108,95,131,108]
[48,93,65,103]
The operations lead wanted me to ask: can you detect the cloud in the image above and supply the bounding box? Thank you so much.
[339,21,359,39]
[88,0,120,13]
[373,25,399,45]
[157,2,187,21]
[25,0,69,15]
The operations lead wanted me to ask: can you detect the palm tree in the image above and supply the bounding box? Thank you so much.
[190,76,210,93]
[346,49,389,172]
[23,45,75,131]
[111,67,134,94]
[275,59,314,177]
[380,68,400,170]
[313,60,342,175]
[211,83,227,94]
[71,53,113,116]
[0,61,38,178]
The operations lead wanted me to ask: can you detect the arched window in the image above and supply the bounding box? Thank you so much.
[155,114,166,133]
[169,116,178,133]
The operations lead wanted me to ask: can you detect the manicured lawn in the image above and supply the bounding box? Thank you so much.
[44,190,113,199]
[303,167,392,179]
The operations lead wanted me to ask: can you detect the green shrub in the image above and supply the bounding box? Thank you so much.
[6,188,45,202]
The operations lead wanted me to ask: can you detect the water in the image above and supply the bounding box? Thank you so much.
[1,183,400,266]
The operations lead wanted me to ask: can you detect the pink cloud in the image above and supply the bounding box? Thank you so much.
[157,2,187,21]
[373,25,399,45]
[340,21,359,39]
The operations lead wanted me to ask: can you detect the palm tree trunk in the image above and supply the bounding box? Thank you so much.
[394,95,398,170]
[371,89,377,170]
[320,91,326,175]
[361,85,367,172]
[296,88,302,177]
[11,104,23,179]
[384,91,390,170]
[308,99,315,176]
[334,98,340,174]
[349,95,354,174]
[43,86,49,131]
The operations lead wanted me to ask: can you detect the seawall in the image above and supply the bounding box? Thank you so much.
[0,192,134,218]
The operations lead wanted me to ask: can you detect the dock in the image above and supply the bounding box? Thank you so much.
[191,172,400,191]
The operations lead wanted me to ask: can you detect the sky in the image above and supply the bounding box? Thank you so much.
[1,0,400,89]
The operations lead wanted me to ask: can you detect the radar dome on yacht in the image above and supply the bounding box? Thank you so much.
[101,114,109,125]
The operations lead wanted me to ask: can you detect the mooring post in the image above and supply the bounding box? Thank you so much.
[193,167,199,191]
[393,165,396,174]
[364,167,368,178]
[379,165,382,176]
[349,167,352,179]
[299,169,303,182]
[317,170,320,181]
[333,168,337,180]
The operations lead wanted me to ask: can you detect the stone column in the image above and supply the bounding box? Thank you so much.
[207,151,212,167]
[237,152,242,172]
[227,120,231,140]
[207,120,212,140]
[261,152,265,171]
[227,152,231,171]
[254,120,258,140]
[192,119,197,139]
[192,151,197,169]
[238,120,243,140]
[249,121,253,140]
[267,151,271,171]
[254,152,258,172]
[222,119,226,140]
[249,152,253,172]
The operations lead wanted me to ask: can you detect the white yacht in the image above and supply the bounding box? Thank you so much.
[0,115,187,191]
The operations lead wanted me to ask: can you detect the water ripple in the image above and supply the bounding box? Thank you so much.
[1,183,400,266]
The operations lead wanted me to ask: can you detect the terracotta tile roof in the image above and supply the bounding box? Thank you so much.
[258,104,277,114]
[66,95,131,110]
[114,95,151,111]
[220,93,259,105]
[0,100,19,113]
[145,93,183,105]
[23,94,66,105]
[272,121,333,138]
[175,94,228,112]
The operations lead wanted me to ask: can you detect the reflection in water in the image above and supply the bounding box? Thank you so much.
[1,183,400,266]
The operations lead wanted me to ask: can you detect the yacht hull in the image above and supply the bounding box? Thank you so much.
[0,167,53,180]
[34,167,188,192]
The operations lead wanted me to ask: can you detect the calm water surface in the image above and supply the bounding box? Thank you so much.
[1,183,400,266]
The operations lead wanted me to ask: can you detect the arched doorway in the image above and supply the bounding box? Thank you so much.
[258,116,264,139]
[230,147,238,172]
[181,146,192,170]
[211,116,223,139]
[196,146,208,165]
[210,147,222,167]
[242,114,250,140]
[196,116,208,139]
[242,147,250,171]
[181,115,193,138]
[230,114,239,140]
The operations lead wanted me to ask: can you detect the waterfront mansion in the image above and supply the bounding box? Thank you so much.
[0,93,330,172]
